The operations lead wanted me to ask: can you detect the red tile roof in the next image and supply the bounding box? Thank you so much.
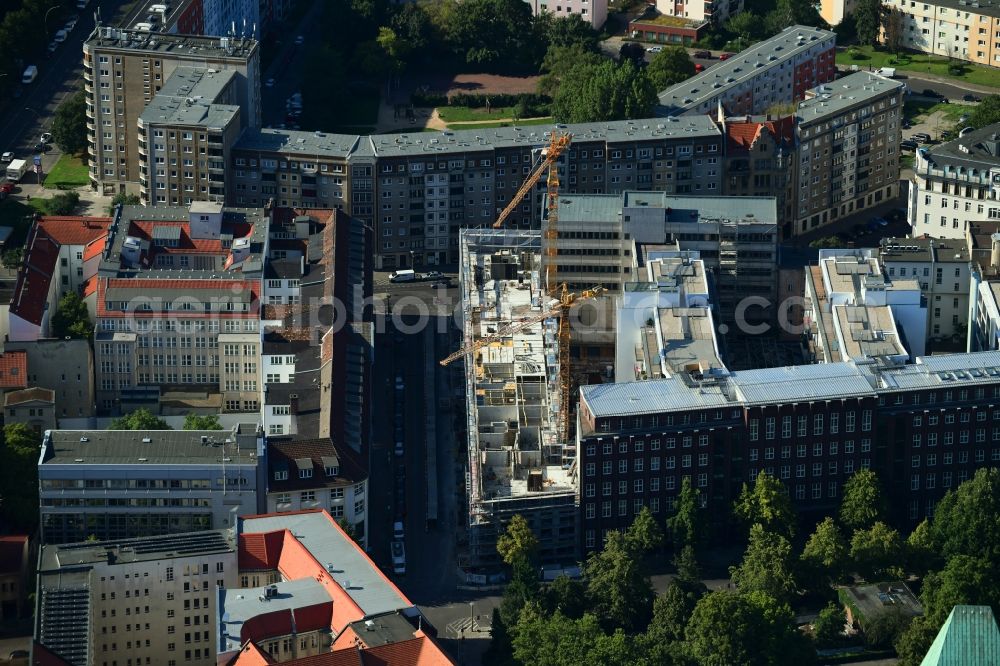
[81,277,97,297]
[10,226,60,326]
[725,115,795,153]
[243,635,452,666]
[0,350,27,389]
[83,235,107,262]
[96,278,260,318]
[239,530,286,570]
[128,220,255,255]
[0,535,28,573]
[36,216,112,246]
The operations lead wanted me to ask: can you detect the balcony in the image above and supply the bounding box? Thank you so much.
[85,106,94,120]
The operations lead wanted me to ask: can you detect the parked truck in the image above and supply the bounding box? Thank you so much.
[6,159,29,183]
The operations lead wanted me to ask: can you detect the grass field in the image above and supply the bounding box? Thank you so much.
[449,117,555,129]
[437,105,519,122]
[44,153,90,189]
[904,99,968,123]
[837,46,1000,88]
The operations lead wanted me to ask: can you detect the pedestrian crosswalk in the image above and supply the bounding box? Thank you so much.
[445,617,490,637]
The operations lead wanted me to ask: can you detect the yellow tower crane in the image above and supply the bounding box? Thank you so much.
[491,132,572,230]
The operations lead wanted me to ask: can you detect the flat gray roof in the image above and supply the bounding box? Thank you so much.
[40,530,234,571]
[241,511,411,617]
[880,237,970,263]
[657,25,835,115]
[920,123,1000,170]
[219,577,332,653]
[234,128,361,158]
[581,376,733,417]
[732,363,878,404]
[40,429,258,466]
[795,72,904,125]
[554,192,778,224]
[139,67,239,129]
[86,25,257,59]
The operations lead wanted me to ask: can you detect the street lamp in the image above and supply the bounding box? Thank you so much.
[469,601,475,632]
[43,5,59,41]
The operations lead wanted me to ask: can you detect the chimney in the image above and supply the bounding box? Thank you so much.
[289,394,299,415]
[990,232,1000,269]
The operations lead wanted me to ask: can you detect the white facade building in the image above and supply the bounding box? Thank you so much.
[522,0,608,29]
[910,125,1000,240]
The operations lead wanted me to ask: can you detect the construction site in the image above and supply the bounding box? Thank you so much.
[452,229,580,566]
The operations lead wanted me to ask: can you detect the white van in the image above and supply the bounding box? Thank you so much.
[133,22,152,31]
[21,66,37,84]
[389,269,416,283]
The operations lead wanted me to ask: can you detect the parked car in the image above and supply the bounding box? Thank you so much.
[265,78,275,87]
[900,140,918,151]
[54,29,67,43]
[395,440,404,457]
[393,521,404,541]
[295,35,304,45]
[694,63,704,72]
[395,374,404,390]
[871,216,888,227]
[421,270,444,281]
[719,52,734,60]
[693,50,712,58]
[646,46,663,53]
[922,88,944,99]
[40,132,52,144]
[963,94,981,102]
[33,142,47,153]
[0,152,13,163]
[47,41,58,55]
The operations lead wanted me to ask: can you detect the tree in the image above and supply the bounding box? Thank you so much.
[50,292,93,340]
[445,0,542,71]
[809,235,843,249]
[482,607,516,666]
[801,516,848,585]
[0,423,42,531]
[45,192,80,216]
[812,602,846,646]
[919,555,1000,624]
[646,46,696,90]
[849,521,904,581]
[537,43,604,97]
[337,518,361,542]
[882,6,905,53]
[674,543,701,582]
[904,519,938,576]
[108,408,170,430]
[855,0,883,46]
[544,13,598,51]
[860,607,912,649]
[730,523,798,604]
[108,192,141,215]
[967,95,1000,130]
[647,578,705,642]
[686,590,815,666]
[667,476,702,552]
[726,11,765,44]
[551,59,656,124]
[512,606,641,665]
[183,414,223,430]
[1,247,23,269]
[733,471,797,539]
[927,467,1000,563]
[497,513,538,567]
[624,505,663,555]
[51,90,87,155]
[390,2,433,52]
[543,574,588,619]
[895,616,940,666]
[840,469,887,531]
[584,530,654,633]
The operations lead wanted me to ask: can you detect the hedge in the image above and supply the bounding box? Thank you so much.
[412,91,551,113]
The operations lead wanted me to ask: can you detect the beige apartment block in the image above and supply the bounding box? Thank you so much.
[83,27,259,195]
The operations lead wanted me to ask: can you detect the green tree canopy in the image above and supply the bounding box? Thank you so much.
[801,516,848,585]
[445,0,542,71]
[537,43,605,97]
[734,471,797,538]
[840,469,887,531]
[646,578,706,643]
[551,59,656,124]
[624,505,664,555]
[667,476,703,552]
[854,0,883,46]
[927,467,1000,563]
[849,521,905,581]
[543,574,588,619]
[686,590,815,666]
[674,543,701,582]
[497,513,539,567]
[905,518,939,576]
[967,95,1000,129]
[107,192,141,215]
[813,602,846,647]
[646,46,696,90]
[512,605,640,666]
[584,530,654,633]
[543,13,598,51]
[726,11,766,44]
[108,408,170,431]
[51,90,87,155]
[50,291,93,340]
[729,523,798,604]
[0,423,41,531]
[182,414,223,430]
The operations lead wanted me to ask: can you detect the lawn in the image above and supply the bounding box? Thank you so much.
[43,153,90,189]
[437,105,519,122]
[837,46,1000,88]
[904,99,968,123]
[450,117,555,129]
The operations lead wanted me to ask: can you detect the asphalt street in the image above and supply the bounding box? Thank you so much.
[0,0,133,184]
[259,3,323,128]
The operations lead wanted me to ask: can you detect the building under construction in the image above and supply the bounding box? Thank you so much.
[457,229,579,566]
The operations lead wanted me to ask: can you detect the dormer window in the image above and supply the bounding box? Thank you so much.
[274,470,288,481]
[299,468,312,479]
[325,465,339,476]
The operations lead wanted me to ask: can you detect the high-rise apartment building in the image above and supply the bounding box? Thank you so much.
[791,72,904,236]
[881,0,1000,66]
[89,202,268,415]
[657,26,836,117]
[83,27,259,195]
[38,427,263,544]
[654,0,742,25]
[521,0,608,28]
[34,530,238,666]
[137,67,243,206]
[721,115,796,235]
